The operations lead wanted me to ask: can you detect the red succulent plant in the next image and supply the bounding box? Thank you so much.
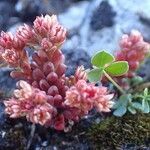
[115,30,150,77]
[1,15,114,130]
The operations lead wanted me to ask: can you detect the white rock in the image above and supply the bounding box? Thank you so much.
[59,1,90,29]
[59,0,150,56]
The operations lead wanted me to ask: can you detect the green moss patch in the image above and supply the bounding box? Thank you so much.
[88,113,150,149]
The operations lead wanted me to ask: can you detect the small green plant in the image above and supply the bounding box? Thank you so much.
[88,51,129,94]
[134,88,150,113]
[113,94,140,116]
[88,51,129,82]
[113,88,150,117]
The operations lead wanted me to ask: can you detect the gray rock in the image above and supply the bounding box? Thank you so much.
[90,1,116,30]
[0,103,6,126]
[0,1,16,31]
[0,68,17,92]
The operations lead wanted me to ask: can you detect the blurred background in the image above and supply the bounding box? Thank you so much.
[0,0,150,56]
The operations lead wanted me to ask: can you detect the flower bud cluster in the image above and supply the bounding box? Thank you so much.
[4,81,56,126]
[65,80,114,116]
[115,30,150,77]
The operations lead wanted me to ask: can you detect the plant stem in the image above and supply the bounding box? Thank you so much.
[103,71,125,94]
[26,124,36,150]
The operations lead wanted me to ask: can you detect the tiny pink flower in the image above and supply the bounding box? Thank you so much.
[33,15,66,46]
[4,99,24,118]
[116,30,150,77]
[12,36,25,49]
[27,103,55,126]
[65,80,114,116]
[33,15,57,36]
[16,24,35,44]
[41,38,53,50]
[74,66,87,82]
[0,31,13,49]
[14,80,33,99]
[4,81,56,126]
[2,49,19,67]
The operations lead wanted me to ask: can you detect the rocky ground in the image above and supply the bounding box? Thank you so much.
[0,0,150,149]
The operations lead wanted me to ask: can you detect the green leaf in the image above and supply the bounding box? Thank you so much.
[142,100,149,113]
[113,94,131,109]
[146,97,150,101]
[128,106,136,114]
[113,94,131,117]
[113,106,127,117]
[144,88,148,97]
[132,102,143,110]
[105,61,129,76]
[91,51,115,68]
[87,68,103,82]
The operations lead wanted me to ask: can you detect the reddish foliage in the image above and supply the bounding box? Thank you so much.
[1,15,114,131]
[115,30,150,78]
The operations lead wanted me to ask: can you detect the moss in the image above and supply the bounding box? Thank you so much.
[5,129,26,150]
[87,113,150,150]
[0,125,27,150]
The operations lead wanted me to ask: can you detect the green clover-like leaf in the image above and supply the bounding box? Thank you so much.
[87,68,103,82]
[105,61,129,76]
[91,51,115,68]
[113,105,127,117]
